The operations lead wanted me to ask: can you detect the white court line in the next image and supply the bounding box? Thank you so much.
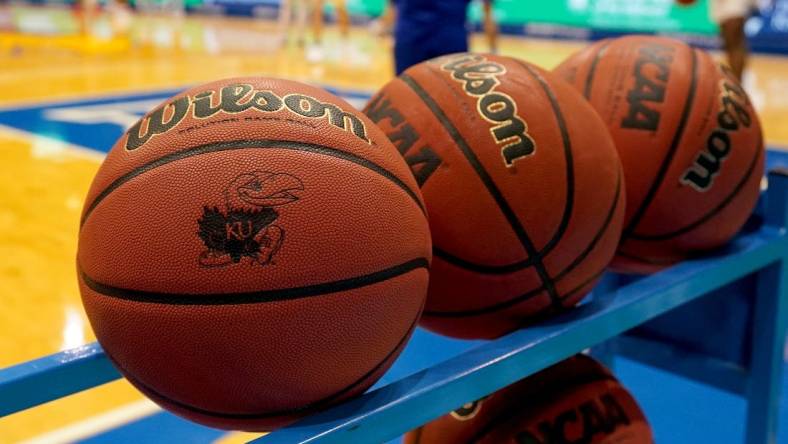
[16,399,161,444]
[0,125,151,444]
[0,123,106,160]
[0,84,182,111]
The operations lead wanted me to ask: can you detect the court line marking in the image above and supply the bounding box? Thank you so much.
[0,123,105,159]
[0,85,186,111]
[16,399,161,444]
[0,84,373,112]
[0,84,183,112]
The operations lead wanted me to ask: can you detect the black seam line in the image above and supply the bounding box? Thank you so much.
[105,310,421,419]
[422,266,605,318]
[622,46,699,238]
[515,61,575,260]
[414,63,571,274]
[410,426,424,444]
[553,168,622,282]
[81,258,428,305]
[80,139,426,227]
[398,73,561,306]
[424,170,621,316]
[629,131,764,241]
[584,40,612,99]
[432,247,534,274]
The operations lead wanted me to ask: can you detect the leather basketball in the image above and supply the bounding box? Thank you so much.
[405,355,653,444]
[77,77,431,430]
[554,36,764,273]
[365,53,625,339]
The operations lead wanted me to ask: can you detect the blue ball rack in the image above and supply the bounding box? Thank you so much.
[2,150,788,444]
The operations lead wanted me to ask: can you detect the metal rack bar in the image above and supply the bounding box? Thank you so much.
[1,158,787,444]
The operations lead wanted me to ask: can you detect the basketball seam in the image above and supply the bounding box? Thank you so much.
[621,45,700,238]
[417,63,576,275]
[409,426,424,444]
[422,170,621,317]
[102,309,421,419]
[80,139,427,227]
[398,73,561,306]
[584,40,612,100]
[80,258,428,305]
[422,267,606,318]
[432,248,533,274]
[628,126,764,241]
[553,169,623,282]
[514,61,576,260]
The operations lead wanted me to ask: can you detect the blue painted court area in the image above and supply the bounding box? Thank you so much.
[2,91,787,443]
[0,86,372,152]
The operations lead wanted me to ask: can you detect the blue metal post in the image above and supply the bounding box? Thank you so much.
[589,273,622,369]
[746,261,788,444]
[745,169,788,444]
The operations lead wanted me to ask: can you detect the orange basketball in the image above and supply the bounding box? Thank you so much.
[77,77,431,430]
[554,36,764,273]
[364,54,625,339]
[405,355,653,443]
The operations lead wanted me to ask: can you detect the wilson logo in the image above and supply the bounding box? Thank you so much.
[124,83,370,150]
[680,67,752,192]
[440,54,536,167]
[621,43,674,132]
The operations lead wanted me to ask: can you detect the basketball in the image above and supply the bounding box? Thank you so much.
[76,77,431,430]
[5,0,788,439]
[404,355,653,443]
[365,53,625,339]
[554,36,764,273]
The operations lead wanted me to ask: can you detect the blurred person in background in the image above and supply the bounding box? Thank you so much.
[708,0,762,81]
[313,0,350,43]
[371,0,396,36]
[279,0,310,47]
[75,0,99,36]
[482,0,498,53]
[393,0,495,75]
[0,1,12,33]
[280,0,349,60]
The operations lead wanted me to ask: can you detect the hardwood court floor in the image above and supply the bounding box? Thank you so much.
[1,6,787,442]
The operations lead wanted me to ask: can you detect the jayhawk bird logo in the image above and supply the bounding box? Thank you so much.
[197,170,304,267]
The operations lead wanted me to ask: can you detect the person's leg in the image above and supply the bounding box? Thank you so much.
[278,0,292,43]
[294,0,308,47]
[431,29,469,57]
[311,0,324,44]
[335,0,349,39]
[394,37,426,75]
[719,16,748,81]
[76,0,98,36]
[375,0,396,36]
[482,0,498,53]
[394,28,468,75]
